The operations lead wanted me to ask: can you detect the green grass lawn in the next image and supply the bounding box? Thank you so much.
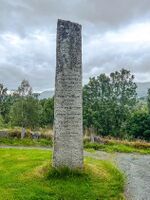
[84,142,150,154]
[0,148,125,200]
[0,137,52,147]
[0,137,150,154]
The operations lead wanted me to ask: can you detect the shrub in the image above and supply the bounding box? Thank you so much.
[126,111,150,140]
[143,130,150,140]
[83,136,91,144]
[8,129,21,138]
[7,128,31,138]
[40,132,53,140]
[0,115,4,128]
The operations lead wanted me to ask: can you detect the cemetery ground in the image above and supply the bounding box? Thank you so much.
[1,136,150,154]
[0,128,150,199]
[1,146,150,200]
[0,128,150,154]
[0,148,125,200]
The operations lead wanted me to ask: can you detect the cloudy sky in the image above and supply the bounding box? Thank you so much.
[1,0,150,92]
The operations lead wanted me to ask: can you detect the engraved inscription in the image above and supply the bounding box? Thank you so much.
[53,19,83,169]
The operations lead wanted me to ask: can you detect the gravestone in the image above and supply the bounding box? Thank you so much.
[21,127,26,139]
[53,19,83,169]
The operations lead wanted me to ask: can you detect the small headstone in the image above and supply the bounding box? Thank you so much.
[21,128,26,139]
[53,19,83,169]
[31,132,41,139]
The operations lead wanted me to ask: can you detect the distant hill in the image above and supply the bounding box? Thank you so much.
[38,82,150,99]
[39,90,54,99]
[136,82,150,98]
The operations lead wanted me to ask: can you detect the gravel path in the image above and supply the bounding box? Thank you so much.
[0,146,150,200]
[116,153,150,200]
[85,150,150,200]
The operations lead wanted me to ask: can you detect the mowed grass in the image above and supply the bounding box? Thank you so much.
[1,137,150,154]
[0,148,125,200]
[0,137,52,147]
[84,142,150,154]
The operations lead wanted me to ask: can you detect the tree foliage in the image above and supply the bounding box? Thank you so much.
[147,88,150,114]
[39,98,54,127]
[1,69,150,141]
[0,84,8,99]
[9,80,41,129]
[83,69,137,136]
[17,79,32,97]
[0,83,8,111]
[126,110,150,140]
[10,96,40,129]
[0,84,9,123]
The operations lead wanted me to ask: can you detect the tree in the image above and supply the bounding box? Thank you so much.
[83,69,137,137]
[0,95,15,123]
[0,83,8,121]
[126,110,150,140]
[9,80,40,131]
[147,88,150,114]
[39,98,54,127]
[83,74,113,135]
[10,96,40,129]
[109,69,137,135]
[0,115,4,128]
[0,84,8,100]
[17,79,32,97]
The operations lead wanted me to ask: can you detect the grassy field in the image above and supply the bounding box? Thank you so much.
[0,137,52,147]
[84,142,150,154]
[0,136,150,154]
[0,148,125,200]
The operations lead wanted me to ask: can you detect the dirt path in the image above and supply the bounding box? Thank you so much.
[0,146,150,200]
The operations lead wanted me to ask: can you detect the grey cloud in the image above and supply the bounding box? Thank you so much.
[0,31,55,91]
[1,0,150,34]
[83,37,150,84]
[1,0,150,91]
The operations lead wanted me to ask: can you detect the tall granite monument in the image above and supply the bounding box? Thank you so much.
[53,19,83,169]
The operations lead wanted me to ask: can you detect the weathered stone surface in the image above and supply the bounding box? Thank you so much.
[21,128,26,139]
[31,132,41,139]
[53,19,83,169]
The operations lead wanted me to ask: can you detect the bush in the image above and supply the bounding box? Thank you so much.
[143,130,150,140]
[0,115,4,128]
[83,136,91,144]
[8,129,21,138]
[40,132,53,140]
[126,111,150,140]
[7,129,31,138]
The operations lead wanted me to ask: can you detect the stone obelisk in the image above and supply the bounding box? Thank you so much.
[53,19,83,169]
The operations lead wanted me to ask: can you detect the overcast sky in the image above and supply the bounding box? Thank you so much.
[1,0,150,92]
